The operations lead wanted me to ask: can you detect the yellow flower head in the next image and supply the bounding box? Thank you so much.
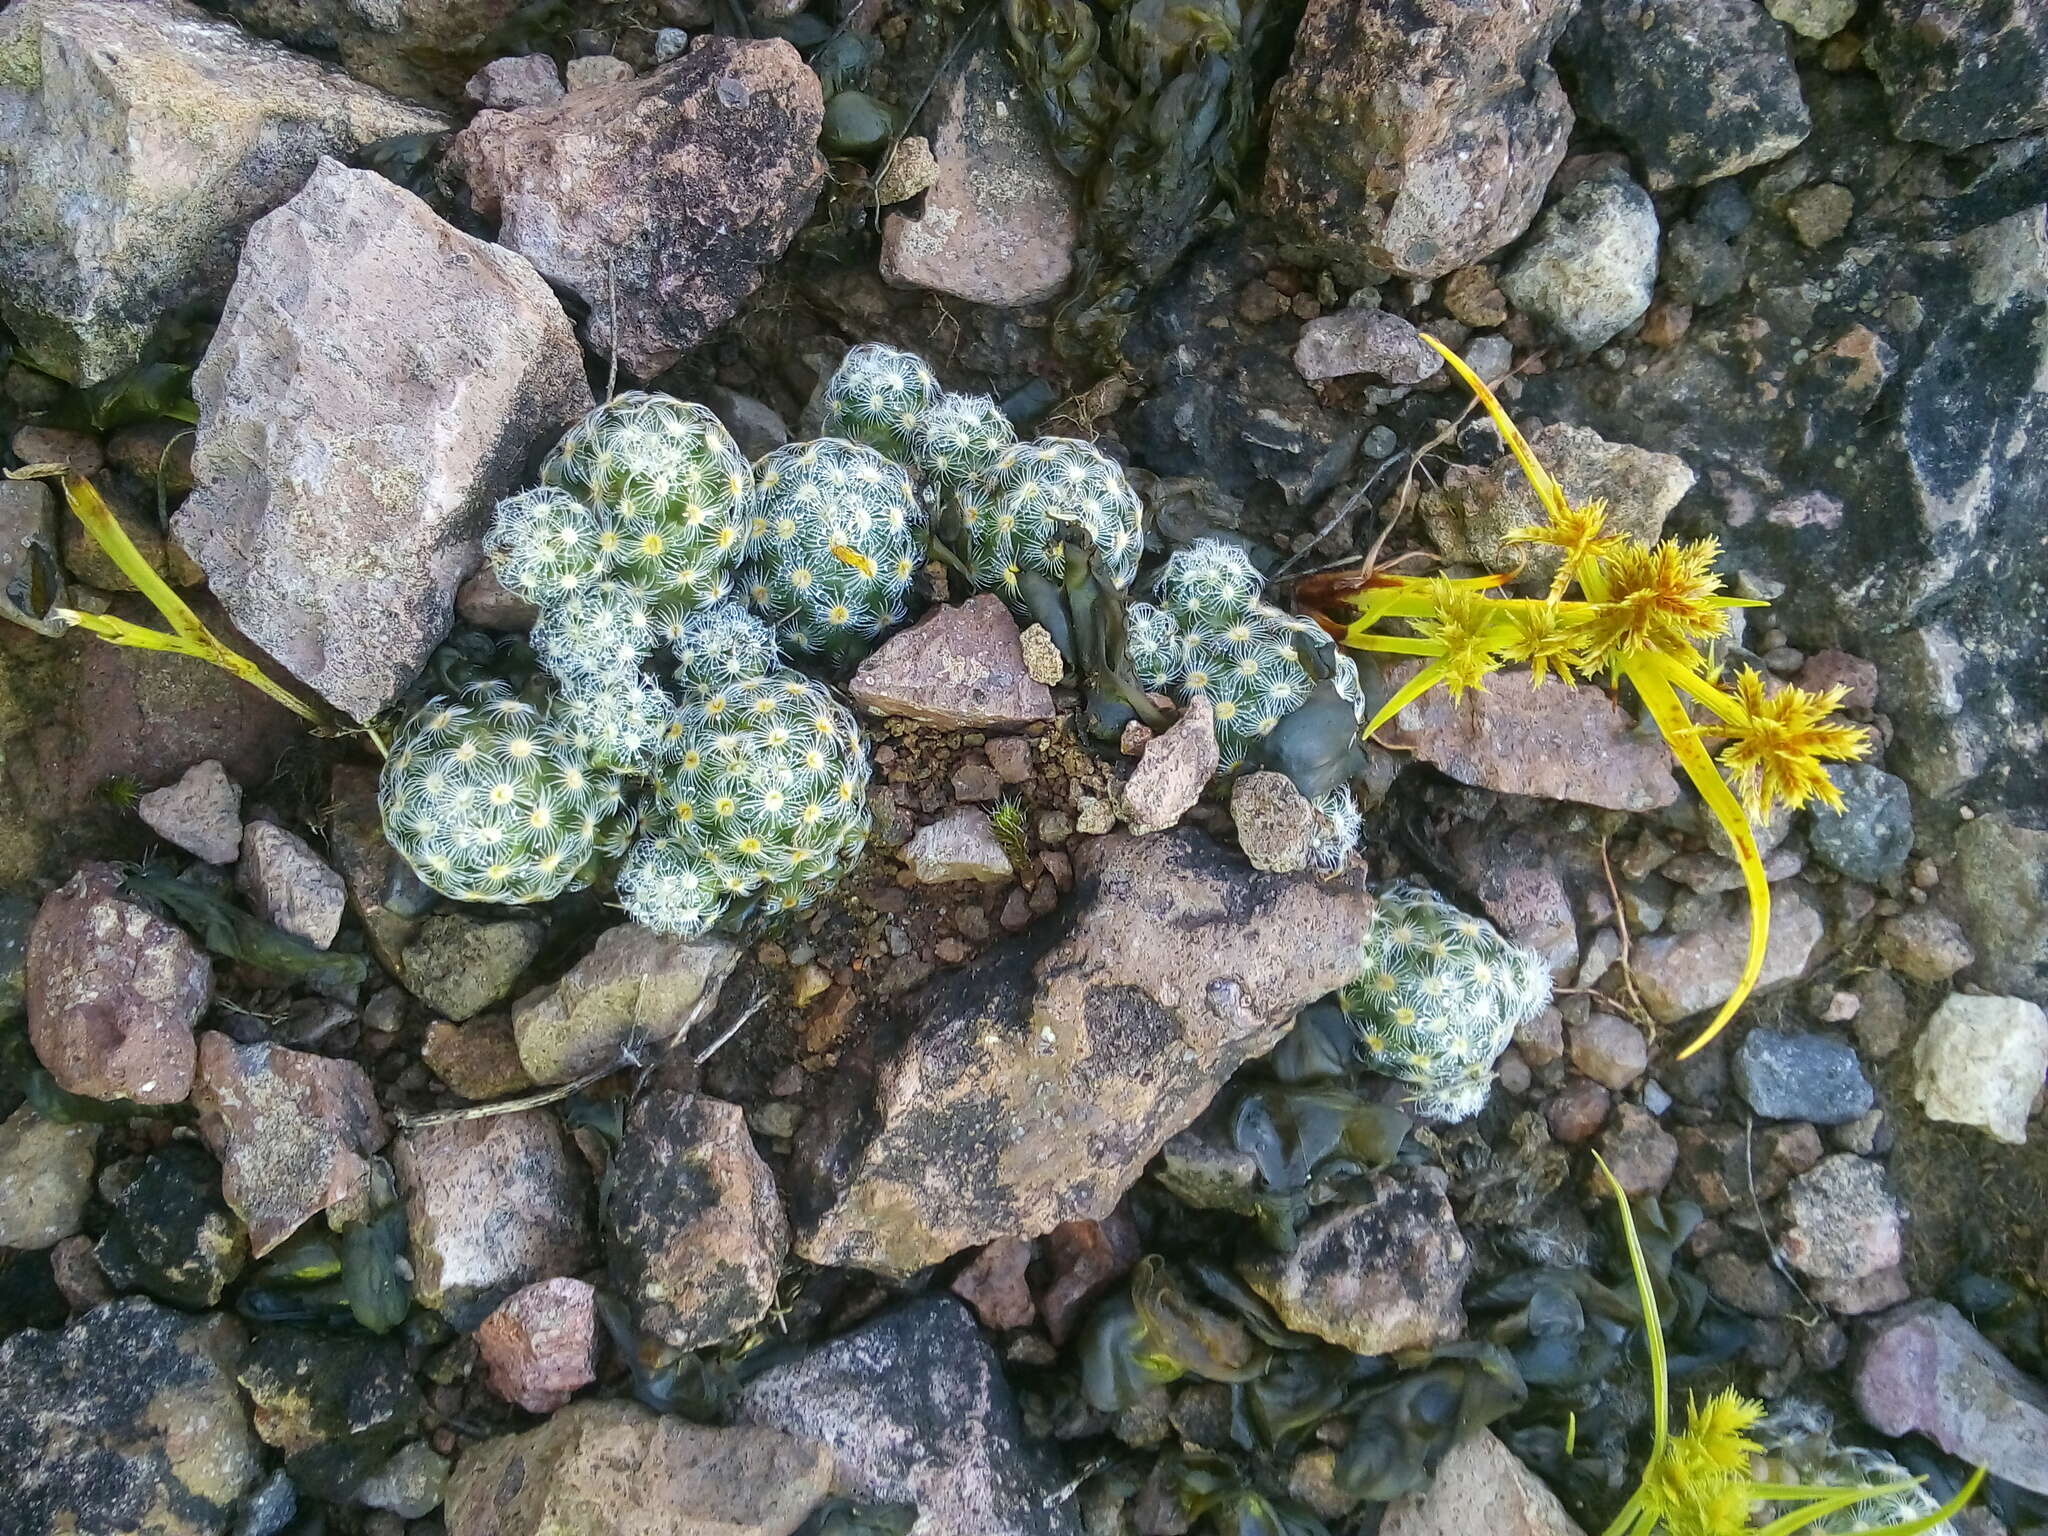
[1496,600,1587,686]
[1413,575,1505,695]
[1641,1390,1767,1536]
[1715,668,1869,820]
[1578,537,1733,663]
[1505,499,1627,598]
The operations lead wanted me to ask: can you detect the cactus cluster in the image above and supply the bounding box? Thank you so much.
[741,439,925,667]
[819,342,939,460]
[487,392,755,714]
[619,607,871,937]
[1129,540,1368,869]
[378,679,627,903]
[1339,881,1551,1122]
[385,389,875,928]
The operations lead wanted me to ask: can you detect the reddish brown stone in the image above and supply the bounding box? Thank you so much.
[951,1237,1037,1332]
[476,1277,600,1414]
[26,863,209,1103]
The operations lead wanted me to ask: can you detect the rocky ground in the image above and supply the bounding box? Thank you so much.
[0,1,2046,1535]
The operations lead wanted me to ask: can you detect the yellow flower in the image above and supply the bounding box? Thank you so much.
[1578,537,1733,663]
[1506,499,1628,598]
[1495,600,1586,686]
[1412,576,1504,695]
[1714,668,1868,820]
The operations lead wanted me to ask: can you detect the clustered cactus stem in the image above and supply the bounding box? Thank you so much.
[1339,882,1550,1122]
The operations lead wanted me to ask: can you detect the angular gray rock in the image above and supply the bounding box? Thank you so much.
[450,38,824,378]
[880,43,1078,307]
[190,1032,388,1256]
[1230,771,1315,873]
[26,862,210,1104]
[1947,814,2048,1004]
[605,1091,789,1350]
[1731,1029,1873,1125]
[208,0,528,103]
[1864,0,2048,150]
[0,1105,98,1250]
[1806,763,1914,884]
[511,924,740,1084]
[1293,308,1443,384]
[0,0,445,386]
[393,1110,595,1329]
[1561,0,1811,189]
[138,759,243,864]
[1629,887,1824,1025]
[237,821,346,948]
[850,595,1056,729]
[446,1400,832,1536]
[1119,697,1218,836]
[1501,165,1660,353]
[0,1298,262,1536]
[1264,0,1575,279]
[176,158,593,721]
[1857,1300,2048,1495]
[793,830,1375,1275]
[903,808,1015,886]
[1416,422,1695,589]
[466,54,566,112]
[401,913,546,1023]
[1241,1167,1471,1356]
[738,1297,1079,1536]
[1380,1430,1587,1536]
[1777,1154,1905,1313]
[1913,993,2048,1145]
[1373,662,1680,812]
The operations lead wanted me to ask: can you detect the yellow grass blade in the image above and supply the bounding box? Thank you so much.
[1630,660,1768,1056]
[1420,334,1572,525]
[1360,658,1452,744]
[1593,1152,1669,1458]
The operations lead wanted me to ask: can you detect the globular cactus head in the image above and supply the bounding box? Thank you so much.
[957,437,1144,606]
[1339,881,1551,1122]
[529,576,663,690]
[741,439,925,667]
[379,678,625,904]
[908,391,1016,504]
[1133,540,1367,779]
[618,607,872,938]
[819,343,940,461]
[539,391,753,573]
[554,669,678,776]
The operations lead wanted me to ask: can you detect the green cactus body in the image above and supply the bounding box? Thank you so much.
[741,439,925,667]
[957,436,1144,606]
[539,391,754,576]
[378,679,625,904]
[909,391,1017,507]
[618,607,873,937]
[1340,882,1551,1122]
[819,343,940,460]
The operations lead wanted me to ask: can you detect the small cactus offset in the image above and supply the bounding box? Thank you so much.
[819,343,940,460]
[619,607,872,937]
[957,436,1144,605]
[378,678,626,904]
[1132,540,1365,772]
[741,438,925,667]
[1340,882,1551,1122]
[908,391,1017,506]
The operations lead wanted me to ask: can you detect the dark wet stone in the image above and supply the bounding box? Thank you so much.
[95,1143,249,1309]
[1731,1029,1873,1126]
[1806,764,1913,883]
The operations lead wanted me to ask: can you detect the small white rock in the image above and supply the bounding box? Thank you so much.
[238,822,347,948]
[1018,623,1066,686]
[565,55,635,91]
[138,758,243,864]
[902,809,1013,885]
[1913,993,2048,1145]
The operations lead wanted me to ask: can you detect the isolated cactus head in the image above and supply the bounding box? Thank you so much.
[379,678,625,904]
[618,607,873,937]
[1339,882,1551,1122]
[820,343,940,460]
[957,436,1144,605]
[741,439,925,667]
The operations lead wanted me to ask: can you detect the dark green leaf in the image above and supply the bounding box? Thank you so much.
[342,1207,411,1334]
[122,868,369,991]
